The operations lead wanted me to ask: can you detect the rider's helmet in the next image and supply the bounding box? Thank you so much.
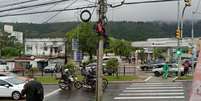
[64,69,69,73]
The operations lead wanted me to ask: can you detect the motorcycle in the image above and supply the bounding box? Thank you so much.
[58,75,78,90]
[74,77,108,91]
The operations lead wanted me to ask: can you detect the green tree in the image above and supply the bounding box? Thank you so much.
[108,38,133,58]
[106,58,119,76]
[0,31,23,58]
[66,22,98,61]
[153,48,165,59]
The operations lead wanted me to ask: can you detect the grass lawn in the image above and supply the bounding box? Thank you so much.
[35,76,58,84]
[177,75,193,80]
[35,75,139,84]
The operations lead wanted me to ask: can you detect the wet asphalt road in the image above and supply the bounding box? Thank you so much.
[0,81,192,101]
[44,83,128,101]
[44,81,192,101]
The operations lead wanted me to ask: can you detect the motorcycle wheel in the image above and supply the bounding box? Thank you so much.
[58,81,68,90]
[74,81,83,89]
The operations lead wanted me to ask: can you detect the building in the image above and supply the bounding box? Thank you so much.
[25,38,66,57]
[4,25,23,43]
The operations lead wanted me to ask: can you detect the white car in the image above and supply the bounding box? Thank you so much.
[0,76,26,100]
[44,64,57,73]
[152,63,184,77]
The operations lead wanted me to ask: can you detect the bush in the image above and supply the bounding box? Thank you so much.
[106,58,119,75]
[64,62,76,74]
[27,67,39,78]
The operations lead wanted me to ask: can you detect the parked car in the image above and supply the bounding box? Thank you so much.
[140,63,161,71]
[0,72,33,81]
[44,64,57,73]
[152,63,184,77]
[83,63,112,75]
[0,76,26,100]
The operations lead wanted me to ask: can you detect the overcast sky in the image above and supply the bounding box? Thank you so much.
[0,0,200,23]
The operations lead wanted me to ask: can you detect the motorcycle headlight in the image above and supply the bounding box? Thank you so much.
[75,77,78,80]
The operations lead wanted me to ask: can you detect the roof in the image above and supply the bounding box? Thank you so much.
[0,76,13,80]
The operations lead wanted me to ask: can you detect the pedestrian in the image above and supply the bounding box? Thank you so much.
[162,61,169,79]
[21,80,44,101]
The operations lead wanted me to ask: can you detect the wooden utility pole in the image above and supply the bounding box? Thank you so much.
[96,0,107,101]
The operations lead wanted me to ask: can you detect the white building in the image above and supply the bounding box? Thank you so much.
[132,37,198,48]
[10,31,23,43]
[4,25,23,43]
[25,38,66,57]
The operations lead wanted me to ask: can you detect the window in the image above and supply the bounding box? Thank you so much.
[44,47,48,51]
[26,46,32,51]
[5,77,25,85]
[0,80,8,86]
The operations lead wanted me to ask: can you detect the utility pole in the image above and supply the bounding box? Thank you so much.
[96,0,107,101]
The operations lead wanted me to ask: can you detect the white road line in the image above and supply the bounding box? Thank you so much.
[144,76,152,82]
[126,87,183,90]
[129,85,182,87]
[44,89,61,98]
[123,89,184,93]
[119,92,184,96]
[131,83,182,85]
[114,96,185,100]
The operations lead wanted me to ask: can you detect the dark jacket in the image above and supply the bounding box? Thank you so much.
[21,80,44,101]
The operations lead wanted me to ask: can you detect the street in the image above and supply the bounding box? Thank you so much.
[35,80,191,101]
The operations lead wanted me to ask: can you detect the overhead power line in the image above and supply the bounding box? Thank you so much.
[0,0,71,13]
[0,5,97,17]
[0,0,39,8]
[42,0,79,23]
[0,0,179,17]
[109,0,179,8]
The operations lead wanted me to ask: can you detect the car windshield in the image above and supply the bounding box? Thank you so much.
[5,77,25,85]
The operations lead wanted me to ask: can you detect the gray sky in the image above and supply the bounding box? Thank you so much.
[0,0,200,23]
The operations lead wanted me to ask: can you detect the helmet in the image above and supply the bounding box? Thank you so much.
[64,69,69,73]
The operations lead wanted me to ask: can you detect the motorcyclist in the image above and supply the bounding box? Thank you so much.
[62,69,71,82]
[86,67,96,85]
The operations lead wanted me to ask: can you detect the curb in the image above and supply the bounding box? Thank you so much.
[109,80,145,84]
[174,80,192,82]
[43,83,57,85]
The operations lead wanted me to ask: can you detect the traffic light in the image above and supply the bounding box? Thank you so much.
[176,49,182,56]
[184,0,191,6]
[176,29,181,39]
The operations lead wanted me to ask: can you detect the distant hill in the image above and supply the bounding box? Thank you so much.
[0,21,200,41]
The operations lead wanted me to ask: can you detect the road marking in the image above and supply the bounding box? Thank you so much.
[130,84,182,87]
[114,96,185,100]
[172,76,178,82]
[44,89,61,98]
[126,86,183,90]
[119,92,184,96]
[131,82,182,85]
[123,89,184,93]
[144,76,152,82]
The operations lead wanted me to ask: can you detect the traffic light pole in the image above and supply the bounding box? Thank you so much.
[176,0,181,77]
